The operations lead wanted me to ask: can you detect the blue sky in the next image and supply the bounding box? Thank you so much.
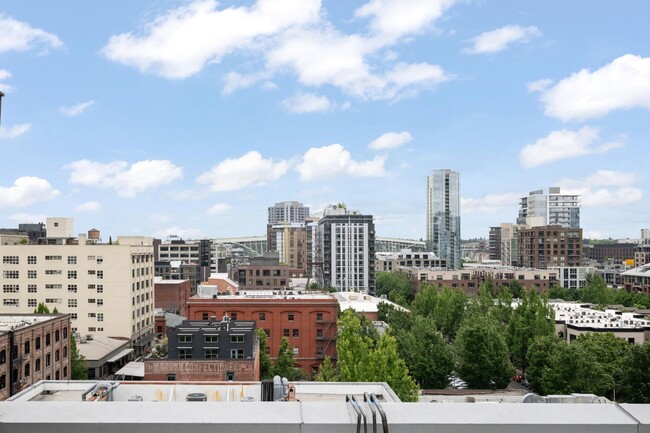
[0,0,648,241]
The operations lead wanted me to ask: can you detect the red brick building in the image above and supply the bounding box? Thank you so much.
[0,314,71,400]
[187,293,338,376]
[154,278,192,316]
[517,225,583,269]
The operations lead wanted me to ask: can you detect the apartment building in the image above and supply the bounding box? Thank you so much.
[517,187,580,228]
[235,254,291,290]
[266,221,316,278]
[0,313,71,399]
[0,229,155,353]
[187,291,338,376]
[517,225,583,269]
[267,201,310,225]
[426,169,461,269]
[376,249,447,272]
[155,238,211,283]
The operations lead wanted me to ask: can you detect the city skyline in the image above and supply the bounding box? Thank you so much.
[0,1,648,241]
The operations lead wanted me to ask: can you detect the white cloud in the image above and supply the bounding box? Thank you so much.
[9,213,47,223]
[74,201,101,212]
[102,0,321,79]
[282,92,332,113]
[461,192,523,213]
[154,226,204,239]
[0,123,31,139]
[296,143,386,181]
[0,70,13,94]
[0,13,63,53]
[0,176,60,208]
[557,170,642,207]
[0,69,10,80]
[197,151,289,192]
[519,126,623,168]
[355,0,457,40]
[540,54,650,121]
[464,25,541,54]
[368,131,412,150]
[206,203,232,216]
[150,213,172,222]
[527,78,553,93]
[66,159,183,197]
[60,100,94,117]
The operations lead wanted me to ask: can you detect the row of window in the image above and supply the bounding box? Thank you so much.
[199,312,326,322]
[1,255,102,265]
[177,334,243,343]
[0,366,68,391]
[177,348,244,359]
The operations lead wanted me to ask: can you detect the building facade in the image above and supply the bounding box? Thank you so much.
[268,201,311,225]
[266,222,314,278]
[376,249,447,272]
[585,243,636,264]
[426,169,461,269]
[154,278,192,316]
[315,204,375,293]
[187,292,338,376]
[517,187,580,228]
[234,255,291,291]
[517,226,583,269]
[0,235,155,352]
[0,314,71,400]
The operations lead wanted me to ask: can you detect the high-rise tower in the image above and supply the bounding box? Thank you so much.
[426,169,461,269]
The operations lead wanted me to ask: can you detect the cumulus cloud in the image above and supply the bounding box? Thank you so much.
[368,131,412,150]
[0,13,63,53]
[206,203,232,216]
[296,144,386,181]
[9,213,47,223]
[0,69,10,80]
[282,92,332,113]
[0,176,60,208]
[540,54,650,121]
[101,0,454,102]
[102,0,321,79]
[74,201,101,212]
[461,192,523,213]
[0,123,31,139]
[355,0,457,40]
[60,100,94,117]
[520,126,622,168]
[66,159,183,197]
[464,25,541,54]
[557,170,642,207]
[197,151,289,192]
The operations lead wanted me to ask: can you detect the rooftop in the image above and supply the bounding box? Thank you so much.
[0,314,62,333]
[193,290,336,301]
[551,301,650,330]
[334,291,409,313]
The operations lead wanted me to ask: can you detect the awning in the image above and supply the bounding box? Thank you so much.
[114,361,145,378]
[106,348,134,363]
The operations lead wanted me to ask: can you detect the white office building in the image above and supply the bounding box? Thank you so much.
[517,187,580,228]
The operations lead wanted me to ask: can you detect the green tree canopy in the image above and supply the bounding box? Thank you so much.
[34,302,50,314]
[617,342,650,403]
[526,334,565,394]
[579,274,612,306]
[70,334,88,380]
[315,356,337,382]
[375,272,414,305]
[273,337,304,380]
[256,329,273,380]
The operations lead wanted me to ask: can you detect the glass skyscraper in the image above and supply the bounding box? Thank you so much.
[426,169,461,269]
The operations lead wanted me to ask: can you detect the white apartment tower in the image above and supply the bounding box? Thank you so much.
[0,225,155,352]
[268,201,311,225]
[517,187,580,228]
[427,169,461,269]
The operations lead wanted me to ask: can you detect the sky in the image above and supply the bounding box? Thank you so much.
[0,0,649,242]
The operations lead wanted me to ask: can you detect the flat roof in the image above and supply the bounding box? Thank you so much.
[77,335,130,361]
[193,291,336,301]
[0,314,62,332]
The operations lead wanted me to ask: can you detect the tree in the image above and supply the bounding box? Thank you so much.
[617,342,650,403]
[34,302,50,314]
[337,309,373,381]
[526,335,565,394]
[52,307,59,314]
[367,334,419,402]
[316,356,337,382]
[412,285,467,340]
[455,314,514,389]
[492,285,513,326]
[377,303,412,334]
[359,313,380,347]
[546,285,574,301]
[273,337,304,380]
[579,274,612,306]
[508,281,524,299]
[256,329,273,380]
[70,334,88,380]
[507,289,555,372]
[375,272,414,305]
[395,316,454,389]
[151,337,168,358]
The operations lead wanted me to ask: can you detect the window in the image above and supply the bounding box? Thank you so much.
[226,371,235,381]
[63,366,67,378]
[3,270,19,279]
[88,284,95,290]
[204,348,219,358]
[63,327,68,339]
[3,299,19,307]
[45,270,62,275]
[230,312,237,320]
[230,349,244,359]
[68,299,77,308]
[292,329,299,338]
[97,299,104,307]
[97,271,103,279]
[28,270,37,279]
[97,313,104,322]
[167,373,176,381]
[46,333,51,346]
[63,347,68,358]
[292,347,299,356]
[88,299,96,304]
[288,313,295,321]
[2,256,19,264]
[35,337,41,350]
[45,255,62,261]
[68,271,77,279]
[67,256,77,265]
[96,285,103,293]
[0,375,5,390]
[88,327,96,332]
[24,341,30,355]
[178,335,192,343]
[28,256,37,265]
[45,298,61,304]
[28,285,37,293]
[28,299,37,308]
[46,354,51,367]
[68,284,77,293]
[45,284,63,290]
[35,358,41,372]
[264,329,270,337]
[178,349,192,359]
[204,335,218,343]
[316,313,323,321]
[55,350,60,362]
[283,329,290,337]
[202,312,209,320]
[230,335,244,343]
[70,313,78,320]
[258,312,266,321]
[96,256,103,264]
[3,284,19,293]
[88,270,95,276]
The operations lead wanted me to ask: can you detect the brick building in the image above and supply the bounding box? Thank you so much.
[0,314,71,400]
[187,292,338,376]
[154,278,192,316]
[517,226,583,269]
[585,243,636,264]
[145,318,259,381]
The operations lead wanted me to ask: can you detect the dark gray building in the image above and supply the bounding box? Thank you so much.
[167,317,256,361]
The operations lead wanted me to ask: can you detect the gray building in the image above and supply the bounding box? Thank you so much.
[426,169,461,269]
[268,201,311,225]
[316,204,375,293]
